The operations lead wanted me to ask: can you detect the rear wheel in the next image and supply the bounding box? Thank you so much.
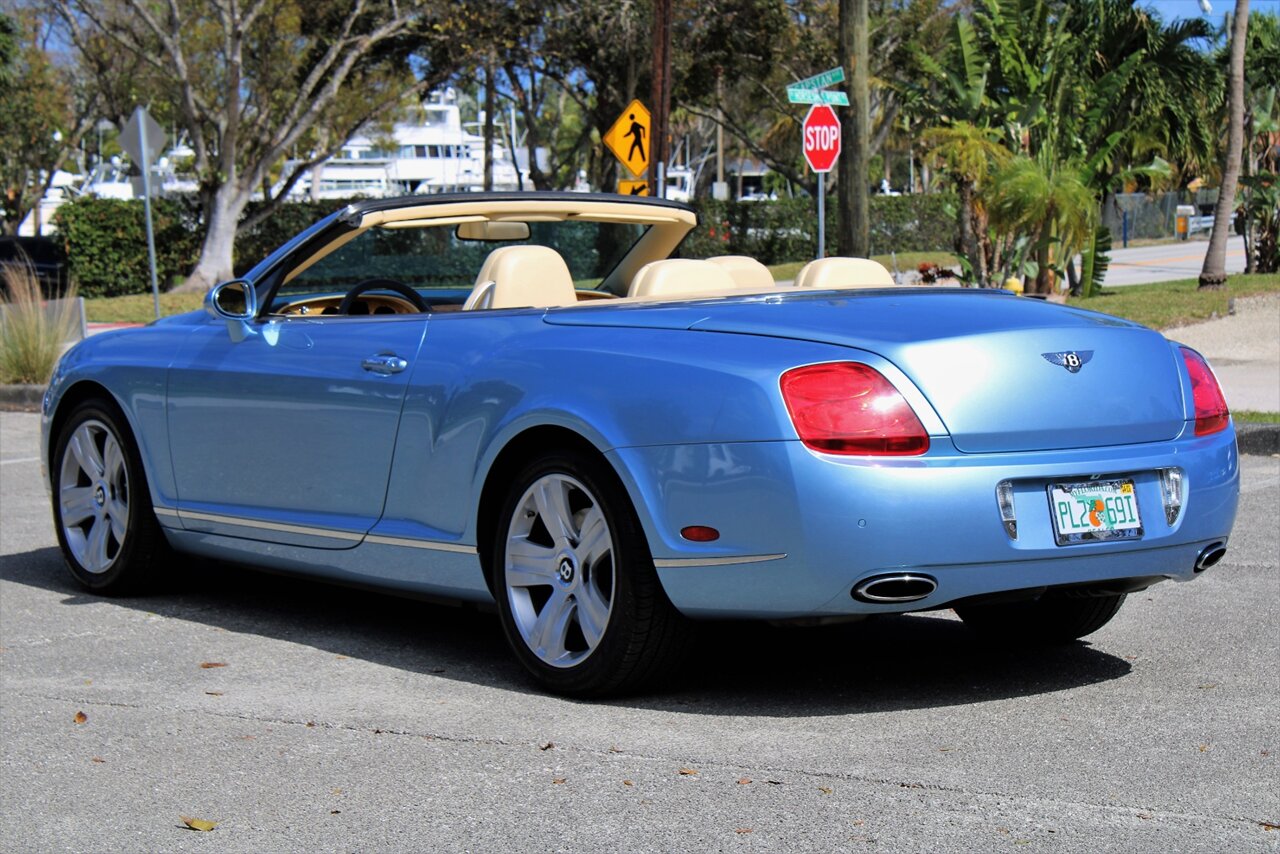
[51,400,168,594]
[956,592,1126,642]
[491,448,690,696]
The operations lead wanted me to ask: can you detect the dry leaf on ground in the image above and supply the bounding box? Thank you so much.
[180,816,217,832]
[622,780,633,786]
[91,757,105,763]
[734,828,753,834]
[678,768,698,776]
[199,662,227,669]
[818,786,833,795]
[552,777,567,785]
[737,778,752,785]
[73,711,87,724]
[539,742,554,751]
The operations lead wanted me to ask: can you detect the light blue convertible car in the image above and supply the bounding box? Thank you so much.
[42,193,1239,695]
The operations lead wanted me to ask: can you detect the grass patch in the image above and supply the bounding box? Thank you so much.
[0,262,80,384]
[769,251,961,282]
[1232,410,1280,424]
[1068,273,1280,330]
[84,291,206,323]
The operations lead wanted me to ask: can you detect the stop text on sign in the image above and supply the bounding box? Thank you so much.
[805,125,839,150]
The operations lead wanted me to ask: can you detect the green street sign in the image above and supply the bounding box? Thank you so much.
[787,88,849,106]
[791,66,845,91]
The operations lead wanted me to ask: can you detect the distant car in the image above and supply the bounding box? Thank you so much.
[42,193,1239,696]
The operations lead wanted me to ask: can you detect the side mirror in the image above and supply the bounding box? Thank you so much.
[205,279,257,321]
[205,279,275,344]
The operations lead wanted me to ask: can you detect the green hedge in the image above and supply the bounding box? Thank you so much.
[52,196,204,298]
[682,194,958,262]
[53,192,960,297]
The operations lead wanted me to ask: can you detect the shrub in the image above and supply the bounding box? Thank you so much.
[53,196,203,297]
[681,193,958,263]
[0,260,80,384]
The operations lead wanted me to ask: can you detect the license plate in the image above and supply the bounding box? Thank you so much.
[1048,478,1143,546]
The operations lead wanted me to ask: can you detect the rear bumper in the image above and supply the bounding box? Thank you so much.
[609,426,1239,618]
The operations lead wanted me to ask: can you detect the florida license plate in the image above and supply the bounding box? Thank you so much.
[1048,478,1143,545]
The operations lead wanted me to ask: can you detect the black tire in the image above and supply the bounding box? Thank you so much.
[490,447,691,697]
[956,592,1126,643]
[50,399,169,595]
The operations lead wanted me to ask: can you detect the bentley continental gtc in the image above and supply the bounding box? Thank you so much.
[42,193,1240,695]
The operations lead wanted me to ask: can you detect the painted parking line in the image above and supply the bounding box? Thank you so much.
[0,457,40,466]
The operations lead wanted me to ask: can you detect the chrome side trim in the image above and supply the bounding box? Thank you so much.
[153,507,180,520]
[654,553,787,568]
[177,510,364,542]
[365,534,477,555]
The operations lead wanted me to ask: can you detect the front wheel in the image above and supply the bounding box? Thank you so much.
[51,400,168,594]
[491,449,690,696]
[955,592,1126,643]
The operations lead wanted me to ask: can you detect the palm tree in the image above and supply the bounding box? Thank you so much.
[985,154,1096,295]
[1200,0,1251,290]
[922,121,1011,285]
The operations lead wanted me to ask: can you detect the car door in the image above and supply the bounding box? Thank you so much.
[166,312,427,548]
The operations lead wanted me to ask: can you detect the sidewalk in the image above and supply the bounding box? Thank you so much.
[1162,292,1280,413]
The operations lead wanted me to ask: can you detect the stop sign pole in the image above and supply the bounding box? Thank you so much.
[802,104,842,260]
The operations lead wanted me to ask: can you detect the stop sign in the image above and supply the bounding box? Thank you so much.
[802,104,841,173]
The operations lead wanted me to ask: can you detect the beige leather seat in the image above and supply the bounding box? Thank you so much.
[794,257,896,289]
[706,255,775,289]
[463,245,579,310]
[627,259,738,300]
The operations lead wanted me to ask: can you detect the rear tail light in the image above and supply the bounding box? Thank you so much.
[780,362,929,455]
[1179,347,1229,436]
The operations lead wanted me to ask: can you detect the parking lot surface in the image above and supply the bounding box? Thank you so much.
[2,410,1277,852]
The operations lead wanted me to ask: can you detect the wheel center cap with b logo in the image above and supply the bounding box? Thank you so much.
[557,557,576,584]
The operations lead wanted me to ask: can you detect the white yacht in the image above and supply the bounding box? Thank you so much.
[285,93,523,200]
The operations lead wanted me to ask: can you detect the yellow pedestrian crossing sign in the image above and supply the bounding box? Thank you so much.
[618,179,650,196]
[603,99,651,177]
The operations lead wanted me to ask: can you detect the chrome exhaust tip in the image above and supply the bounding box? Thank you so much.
[1194,543,1226,573]
[852,573,938,604]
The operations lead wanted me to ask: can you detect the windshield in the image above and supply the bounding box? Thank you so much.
[279,218,648,298]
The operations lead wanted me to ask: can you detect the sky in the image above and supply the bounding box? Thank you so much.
[1141,0,1280,24]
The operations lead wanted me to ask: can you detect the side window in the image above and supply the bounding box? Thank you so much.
[278,226,485,301]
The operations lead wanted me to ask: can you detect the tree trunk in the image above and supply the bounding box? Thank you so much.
[1199,0,1250,290]
[837,0,870,257]
[176,185,245,292]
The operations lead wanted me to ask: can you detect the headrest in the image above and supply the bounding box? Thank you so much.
[628,259,738,299]
[794,257,896,289]
[706,255,776,289]
[465,245,578,310]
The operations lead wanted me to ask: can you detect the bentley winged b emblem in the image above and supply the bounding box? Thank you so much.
[1041,350,1094,373]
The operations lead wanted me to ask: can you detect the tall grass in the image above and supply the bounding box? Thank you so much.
[0,261,80,384]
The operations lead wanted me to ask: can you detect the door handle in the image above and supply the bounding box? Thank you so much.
[362,353,408,375]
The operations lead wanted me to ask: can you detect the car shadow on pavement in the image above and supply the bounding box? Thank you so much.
[1,548,1131,716]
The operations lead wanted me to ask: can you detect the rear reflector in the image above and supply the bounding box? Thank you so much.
[1179,347,1229,436]
[780,362,929,455]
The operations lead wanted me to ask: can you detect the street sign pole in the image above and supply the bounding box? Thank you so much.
[816,170,828,261]
[138,118,162,322]
[121,106,167,321]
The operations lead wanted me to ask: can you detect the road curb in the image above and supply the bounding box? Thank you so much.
[0,384,43,412]
[1236,422,1280,456]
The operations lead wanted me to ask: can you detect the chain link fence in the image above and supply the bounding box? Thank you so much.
[1102,190,1220,244]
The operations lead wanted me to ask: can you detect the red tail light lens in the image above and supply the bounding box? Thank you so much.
[780,362,929,455]
[1180,346,1229,436]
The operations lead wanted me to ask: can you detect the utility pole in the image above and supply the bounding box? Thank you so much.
[837,0,870,256]
[483,49,496,192]
[649,0,672,197]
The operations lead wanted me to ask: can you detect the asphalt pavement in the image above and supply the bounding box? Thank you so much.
[1,409,1277,852]
[1103,235,1247,287]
